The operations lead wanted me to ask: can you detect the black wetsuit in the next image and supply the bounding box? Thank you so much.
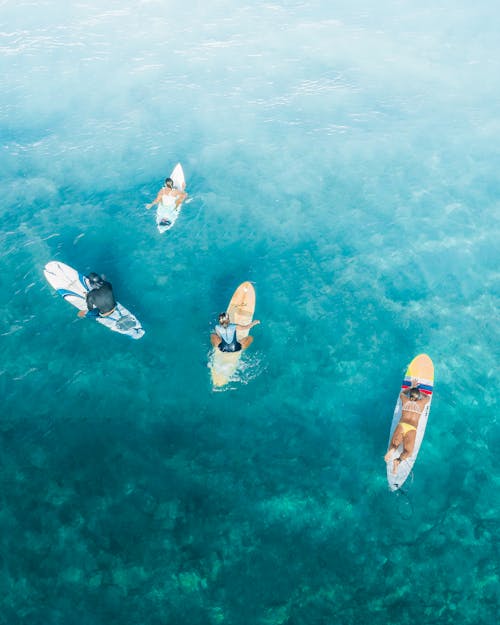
[86,281,116,315]
[216,323,242,352]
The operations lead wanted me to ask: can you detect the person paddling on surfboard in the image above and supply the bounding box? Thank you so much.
[146,177,187,226]
[77,272,117,319]
[384,379,431,474]
[210,312,260,353]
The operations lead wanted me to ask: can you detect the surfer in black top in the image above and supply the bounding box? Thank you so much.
[210,312,260,352]
[77,272,117,318]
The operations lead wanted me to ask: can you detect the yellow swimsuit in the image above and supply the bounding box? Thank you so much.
[399,421,417,435]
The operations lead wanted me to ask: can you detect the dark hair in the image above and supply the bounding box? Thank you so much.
[219,312,229,322]
[409,387,421,398]
[88,272,103,286]
[165,178,174,188]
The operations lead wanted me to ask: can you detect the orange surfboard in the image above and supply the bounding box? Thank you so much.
[210,282,256,388]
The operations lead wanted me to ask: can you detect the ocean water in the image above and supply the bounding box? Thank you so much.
[1,1,499,623]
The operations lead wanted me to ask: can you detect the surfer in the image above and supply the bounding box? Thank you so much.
[384,379,431,474]
[146,177,187,226]
[210,312,260,352]
[77,273,117,318]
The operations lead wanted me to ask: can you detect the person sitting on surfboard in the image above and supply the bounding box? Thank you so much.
[384,379,431,474]
[210,312,260,353]
[146,177,187,226]
[77,272,117,319]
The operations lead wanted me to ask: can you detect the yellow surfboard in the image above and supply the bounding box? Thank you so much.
[387,353,435,491]
[210,282,256,388]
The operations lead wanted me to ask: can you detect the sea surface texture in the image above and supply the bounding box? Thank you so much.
[1,1,499,623]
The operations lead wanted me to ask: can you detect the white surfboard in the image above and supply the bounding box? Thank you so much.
[44,261,145,340]
[156,163,186,233]
[386,354,434,491]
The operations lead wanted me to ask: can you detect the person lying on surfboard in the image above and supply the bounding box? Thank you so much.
[384,379,431,475]
[146,177,187,225]
[210,312,260,353]
[77,272,117,319]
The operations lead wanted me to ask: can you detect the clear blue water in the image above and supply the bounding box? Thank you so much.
[1,1,499,623]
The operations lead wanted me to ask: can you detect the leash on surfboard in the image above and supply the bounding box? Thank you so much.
[396,473,414,519]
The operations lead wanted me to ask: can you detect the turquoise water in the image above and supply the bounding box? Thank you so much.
[1,1,499,623]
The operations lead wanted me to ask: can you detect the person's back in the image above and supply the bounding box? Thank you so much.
[160,189,177,208]
[86,281,116,315]
[400,389,430,428]
[147,177,186,211]
[215,321,240,352]
[210,312,260,352]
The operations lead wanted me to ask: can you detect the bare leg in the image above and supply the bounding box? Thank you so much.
[210,333,221,348]
[384,448,396,463]
[400,429,416,461]
[384,424,404,463]
[240,335,254,350]
[392,458,401,474]
[392,429,417,474]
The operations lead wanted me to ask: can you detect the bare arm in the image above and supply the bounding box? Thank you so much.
[399,377,419,400]
[174,189,188,208]
[146,189,164,209]
[236,320,260,331]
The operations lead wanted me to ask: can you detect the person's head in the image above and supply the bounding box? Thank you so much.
[165,177,174,189]
[409,387,421,400]
[87,272,103,287]
[218,312,230,326]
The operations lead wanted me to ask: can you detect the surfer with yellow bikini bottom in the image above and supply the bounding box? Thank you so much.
[384,379,431,474]
[210,312,260,352]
